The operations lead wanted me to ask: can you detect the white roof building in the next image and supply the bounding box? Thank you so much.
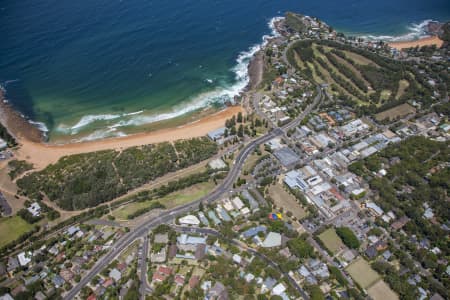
[0,138,7,150]
[179,215,200,226]
[222,198,234,211]
[240,207,250,215]
[232,254,242,264]
[109,268,122,282]
[231,197,244,210]
[366,202,384,216]
[266,138,284,151]
[262,232,282,248]
[0,294,14,300]
[272,283,286,296]
[17,252,32,266]
[245,273,255,282]
[27,202,41,217]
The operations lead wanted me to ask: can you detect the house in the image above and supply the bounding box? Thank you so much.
[189,275,200,289]
[235,253,247,265]
[208,282,228,300]
[94,286,106,296]
[391,216,409,230]
[109,268,122,282]
[152,272,166,283]
[272,283,286,296]
[27,202,41,217]
[366,202,384,216]
[261,277,277,293]
[7,257,19,272]
[17,252,32,266]
[0,294,14,300]
[10,285,25,297]
[242,226,266,239]
[245,273,255,282]
[52,275,65,288]
[152,265,173,283]
[198,212,210,226]
[66,226,80,236]
[60,269,74,282]
[231,197,244,210]
[174,274,185,286]
[279,247,291,258]
[35,291,46,300]
[210,210,221,225]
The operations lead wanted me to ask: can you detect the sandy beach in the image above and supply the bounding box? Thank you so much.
[0,42,262,170]
[0,89,243,168]
[9,105,243,169]
[388,35,444,50]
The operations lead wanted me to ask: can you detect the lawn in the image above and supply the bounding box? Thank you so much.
[318,228,345,254]
[346,257,381,289]
[367,280,399,300]
[269,183,307,220]
[112,181,215,220]
[243,146,264,174]
[0,216,34,248]
[375,103,416,121]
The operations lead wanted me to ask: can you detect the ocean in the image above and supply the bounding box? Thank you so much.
[0,0,449,142]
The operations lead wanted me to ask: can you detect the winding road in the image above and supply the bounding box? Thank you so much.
[64,54,323,300]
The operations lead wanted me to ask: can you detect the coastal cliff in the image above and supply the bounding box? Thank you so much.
[0,88,43,143]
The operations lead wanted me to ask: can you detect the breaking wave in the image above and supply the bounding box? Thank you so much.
[359,19,437,42]
[56,16,285,141]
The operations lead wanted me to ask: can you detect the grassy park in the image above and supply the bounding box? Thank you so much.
[346,257,381,289]
[0,216,34,248]
[318,228,345,254]
[112,181,215,220]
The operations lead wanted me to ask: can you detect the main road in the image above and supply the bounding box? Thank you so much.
[64,83,323,300]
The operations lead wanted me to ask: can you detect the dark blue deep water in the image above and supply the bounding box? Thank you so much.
[0,0,449,141]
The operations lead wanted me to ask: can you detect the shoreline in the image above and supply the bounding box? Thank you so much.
[387,35,444,50]
[0,89,43,143]
[0,17,270,168]
[13,105,244,168]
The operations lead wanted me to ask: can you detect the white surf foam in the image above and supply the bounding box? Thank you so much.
[77,128,127,142]
[28,120,49,133]
[57,110,144,134]
[59,16,285,139]
[359,19,437,42]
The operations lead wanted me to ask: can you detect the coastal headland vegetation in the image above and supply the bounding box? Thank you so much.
[16,137,218,210]
[286,39,437,116]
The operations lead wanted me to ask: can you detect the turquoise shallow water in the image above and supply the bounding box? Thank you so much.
[0,0,449,141]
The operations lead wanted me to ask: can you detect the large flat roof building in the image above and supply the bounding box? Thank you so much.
[274,147,300,168]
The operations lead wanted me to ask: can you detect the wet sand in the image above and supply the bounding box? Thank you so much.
[388,36,444,50]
